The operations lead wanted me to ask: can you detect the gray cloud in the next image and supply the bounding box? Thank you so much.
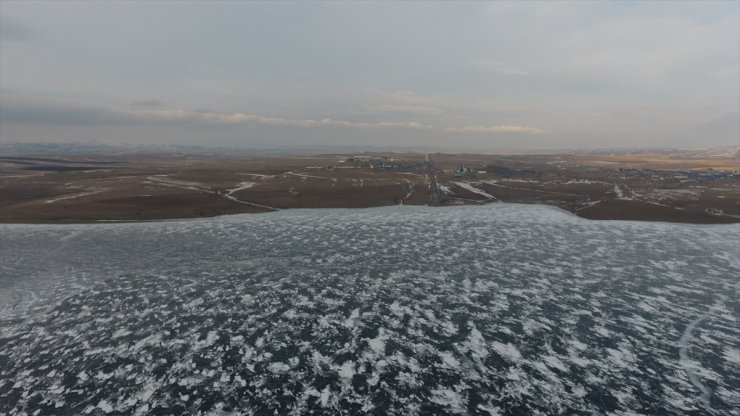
[0,15,38,42]
[446,125,550,135]
[1,96,432,130]
[469,59,532,76]
[690,111,740,137]
[1,98,125,125]
[358,89,445,115]
[130,99,165,108]
[124,108,433,130]
[0,1,737,150]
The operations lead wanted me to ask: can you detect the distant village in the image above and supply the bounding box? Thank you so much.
[329,154,740,184]
[615,168,739,182]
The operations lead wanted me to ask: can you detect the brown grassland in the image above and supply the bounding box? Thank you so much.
[1,152,738,224]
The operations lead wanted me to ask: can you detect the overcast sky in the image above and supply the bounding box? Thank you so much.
[1,1,738,151]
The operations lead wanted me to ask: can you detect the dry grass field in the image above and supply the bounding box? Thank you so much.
[1,151,738,223]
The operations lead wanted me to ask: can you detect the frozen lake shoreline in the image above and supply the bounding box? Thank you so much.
[2,202,739,228]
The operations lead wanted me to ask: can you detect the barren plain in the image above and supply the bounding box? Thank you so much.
[1,152,738,224]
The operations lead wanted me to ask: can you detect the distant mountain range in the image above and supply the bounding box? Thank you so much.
[0,141,436,157]
[1,141,738,158]
[570,146,739,159]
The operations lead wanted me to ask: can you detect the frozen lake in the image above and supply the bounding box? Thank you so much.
[1,205,738,415]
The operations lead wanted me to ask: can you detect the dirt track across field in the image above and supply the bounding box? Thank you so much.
[1,152,738,224]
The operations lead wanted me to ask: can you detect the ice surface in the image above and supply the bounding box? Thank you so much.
[0,204,738,415]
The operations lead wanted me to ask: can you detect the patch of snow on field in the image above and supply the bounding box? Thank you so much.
[614,184,625,199]
[44,190,103,204]
[563,179,610,185]
[452,182,496,200]
[500,179,539,184]
[439,185,454,195]
[287,172,338,182]
[575,200,602,212]
[400,180,415,204]
[227,181,256,194]
[222,181,276,210]
[144,176,211,193]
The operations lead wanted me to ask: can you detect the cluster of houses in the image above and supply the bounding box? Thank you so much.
[338,155,387,163]
[671,170,737,181]
[336,155,422,170]
[616,168,739,182]
[336,155,390,169]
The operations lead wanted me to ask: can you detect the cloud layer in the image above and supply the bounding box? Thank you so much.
[0,1,737,150]
[1,95,434,130]
[125,108,431,129]
[446,125,550,135]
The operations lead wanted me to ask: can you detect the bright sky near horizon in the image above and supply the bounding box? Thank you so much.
[1,1,738,151]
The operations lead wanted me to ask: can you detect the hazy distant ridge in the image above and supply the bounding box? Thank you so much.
[2,141,738,158]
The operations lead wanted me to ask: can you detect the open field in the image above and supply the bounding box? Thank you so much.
[1,151,738,224]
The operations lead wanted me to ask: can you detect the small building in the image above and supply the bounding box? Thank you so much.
[454,164,471,178]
